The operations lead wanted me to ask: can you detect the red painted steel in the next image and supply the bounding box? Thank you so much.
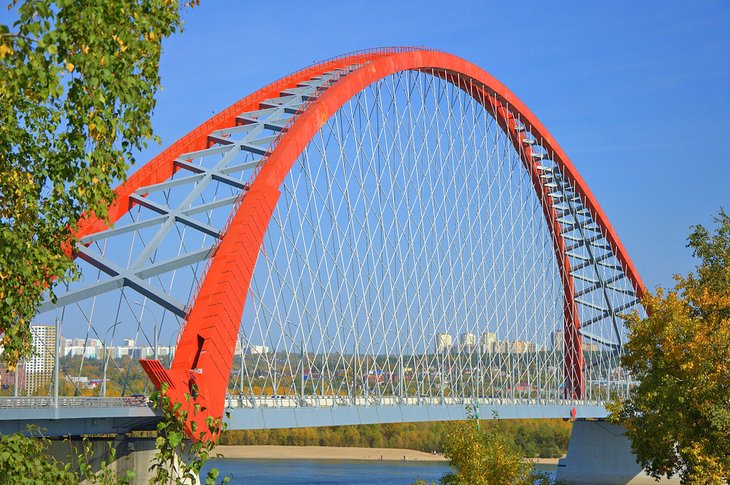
[487,99,584,399]
[141,184,280,440]
[249,50,640,402]
[75,50,409,439]
[73,48,644,439]
[73,49,407,240]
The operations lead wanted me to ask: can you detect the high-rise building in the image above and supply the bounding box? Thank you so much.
[509,340,536,353]
[24,325,56,395]
[435,333,453,354]
[246,345,270,355]
[551,330,564,352]
[65,345,98,359]
[459,333,476,352]
[480,332,496,353]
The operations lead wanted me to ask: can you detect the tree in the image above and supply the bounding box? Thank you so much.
[609,209,730,484]
[0,426,134,484]
[438,408,543,485]
[0,4,234,483]
[0,428,77,484]
[0,0,197,367]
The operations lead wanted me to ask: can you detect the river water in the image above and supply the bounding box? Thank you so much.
[200,458,556,484]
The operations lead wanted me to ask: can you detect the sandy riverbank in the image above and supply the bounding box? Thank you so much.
[213,445,560,465]
[214,445,446,461]
[526,457,561,465]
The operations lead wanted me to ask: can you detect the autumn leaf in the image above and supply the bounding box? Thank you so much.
[610,209,730,485]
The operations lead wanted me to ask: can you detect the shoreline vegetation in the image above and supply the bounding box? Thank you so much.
[219,419,572,459]
[212,445,561,465]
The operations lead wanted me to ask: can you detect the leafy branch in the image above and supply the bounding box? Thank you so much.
[149,383,230,484]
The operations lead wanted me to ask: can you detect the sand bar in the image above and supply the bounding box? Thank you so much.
[213,445,560,465]
[214,445,447,462]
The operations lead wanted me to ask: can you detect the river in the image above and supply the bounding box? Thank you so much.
[200,458,556,484]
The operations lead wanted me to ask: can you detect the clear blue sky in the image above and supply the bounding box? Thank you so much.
[144,0,729,290]
[8,1,730,290]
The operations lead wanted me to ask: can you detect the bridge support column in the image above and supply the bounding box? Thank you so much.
[48,436,198,484]
[556,420,679,485]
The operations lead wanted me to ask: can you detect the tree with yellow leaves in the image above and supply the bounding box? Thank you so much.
[609,209,730,484]
[436,407,562,485]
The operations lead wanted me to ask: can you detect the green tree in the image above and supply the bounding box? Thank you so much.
[609,209,730,484]
[439,409,536,485]
[0,426,134,484]
[217,419,571,457]
[0,0,196,366]
[0,428,76,484]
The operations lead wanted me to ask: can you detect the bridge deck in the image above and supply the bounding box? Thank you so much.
[0,396,607,436]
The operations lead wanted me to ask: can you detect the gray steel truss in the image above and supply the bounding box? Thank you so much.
[39,68,355,317]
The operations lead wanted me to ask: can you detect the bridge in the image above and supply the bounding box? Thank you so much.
[4,48,645,443]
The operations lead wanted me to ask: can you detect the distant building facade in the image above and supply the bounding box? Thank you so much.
[24,325,57,395]
[435,333,453,353]
[480,332,496,353]
[551,329,601,352]
[459,333,477,352]
[62,338,173,360]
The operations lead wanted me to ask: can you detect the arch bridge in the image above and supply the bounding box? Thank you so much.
[8,47,645,440]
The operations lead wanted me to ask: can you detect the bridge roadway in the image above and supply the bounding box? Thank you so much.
[0,396,608,436]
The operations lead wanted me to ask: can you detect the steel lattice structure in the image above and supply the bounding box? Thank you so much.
[31,48,645,440]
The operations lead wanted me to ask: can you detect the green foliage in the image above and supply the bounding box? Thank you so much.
[507,420,570,459]
[75,439,136,485]
[219,419,571,458]
[149,383,230,484]
[0,390,232,485]
[0,426,133,484]
[430,407,572,485]
[439,407,535,485]
[0,0,196,366]
[0,428,75,484]
[609,209,730,484]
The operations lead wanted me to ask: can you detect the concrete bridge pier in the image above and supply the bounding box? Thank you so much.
[556,420,680,485]
[48,436,198,484]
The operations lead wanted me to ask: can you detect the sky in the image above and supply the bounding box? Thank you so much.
[144,0,729,290]
[6,0,730,291]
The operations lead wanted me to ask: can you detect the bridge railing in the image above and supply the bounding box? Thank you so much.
[0,396,150,409]
[222,394,606,410]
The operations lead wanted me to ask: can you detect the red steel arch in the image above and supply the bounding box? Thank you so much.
[76,48,644,440]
